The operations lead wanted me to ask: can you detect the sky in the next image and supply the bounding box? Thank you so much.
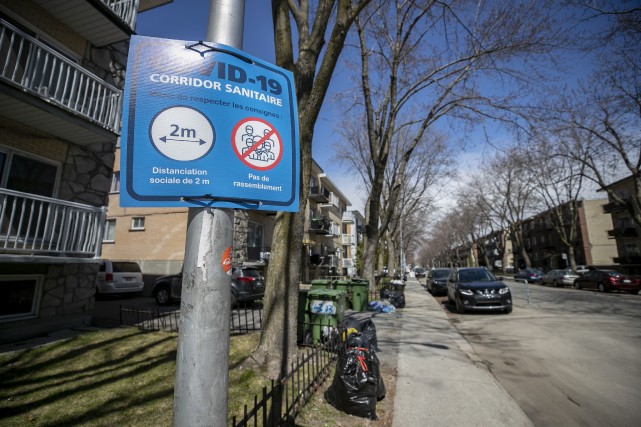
[135,0,367,212]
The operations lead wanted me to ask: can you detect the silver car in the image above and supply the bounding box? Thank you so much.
[541,268,579,287]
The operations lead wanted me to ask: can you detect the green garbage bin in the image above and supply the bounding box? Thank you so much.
[350,278,369,312]
[308,289,347,343]
[297,288,311,343]
[310,279,332,291]
[333,280,352,308]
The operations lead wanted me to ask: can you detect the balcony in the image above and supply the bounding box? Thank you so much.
[342,234,354,245]
[608,227,639,238]
[319,193,340,212]
[309,186,330,203]
[35,0,140,47]
[309,217,331,234]
[0,19,122,145]
[342,211,354,223]
[0,188,106,259]
[602,200,626,214]
[614,255,641,264]
[342,258,353,268]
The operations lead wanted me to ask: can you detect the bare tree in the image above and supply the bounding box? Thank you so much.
[472,148,540,269]
[520,139,587,271]
[532,4,641,227]
[254,0,372,377]
[340,0,565,286]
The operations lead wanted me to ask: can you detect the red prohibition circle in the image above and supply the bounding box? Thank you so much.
[231,117,283,171]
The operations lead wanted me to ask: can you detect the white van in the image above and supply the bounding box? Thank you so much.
[96,260,144,295]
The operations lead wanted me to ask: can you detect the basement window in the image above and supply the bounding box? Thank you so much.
[0,275,43,322]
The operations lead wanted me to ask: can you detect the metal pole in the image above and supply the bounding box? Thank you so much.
[173,1,245,426]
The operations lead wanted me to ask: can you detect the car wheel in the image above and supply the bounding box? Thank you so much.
[455,296,466,314]
[553,280,560,288]
[154,286,171,305]
[574,281,582,290]
[503,306,513,314]
[598,283,608,293]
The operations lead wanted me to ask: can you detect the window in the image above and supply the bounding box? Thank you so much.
[103,219,116,242]
[131,217,145,230]
[0,148,59,197]
[0,275,43,322]
[110,171,120,193]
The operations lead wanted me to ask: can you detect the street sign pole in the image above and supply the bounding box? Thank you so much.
[173,1,245,426]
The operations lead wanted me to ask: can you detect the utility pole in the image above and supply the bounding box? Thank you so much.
[173,1,245,426]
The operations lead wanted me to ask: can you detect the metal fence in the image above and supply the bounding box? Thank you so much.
[231,333,346,427]
[119,303,263,335]
[119,303,348,426]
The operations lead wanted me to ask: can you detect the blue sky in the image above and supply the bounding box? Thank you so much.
[135,0,365,211]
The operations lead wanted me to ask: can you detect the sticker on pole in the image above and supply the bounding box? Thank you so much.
[232,118,282,170]
[222,246,232,276]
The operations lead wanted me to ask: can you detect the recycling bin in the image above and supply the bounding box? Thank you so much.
[310,279,332,291]
[350,279,369,312]
[333,279,352,308]
[297,288,311,343]
[308,289,347,343]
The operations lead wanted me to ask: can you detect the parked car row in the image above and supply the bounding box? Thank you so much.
[515,266,640,294]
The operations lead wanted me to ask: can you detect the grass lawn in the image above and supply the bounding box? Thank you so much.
[0,328,269,426]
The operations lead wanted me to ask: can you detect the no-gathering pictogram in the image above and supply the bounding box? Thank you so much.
[232,118,283,171]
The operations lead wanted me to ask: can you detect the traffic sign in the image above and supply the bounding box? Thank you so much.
[119,36,300,211]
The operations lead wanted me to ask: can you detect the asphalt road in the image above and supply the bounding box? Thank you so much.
[430,278,641,427]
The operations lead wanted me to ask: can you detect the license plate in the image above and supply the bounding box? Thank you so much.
[623,279,631,284]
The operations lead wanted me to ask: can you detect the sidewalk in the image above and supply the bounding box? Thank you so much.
[370,278,534,427]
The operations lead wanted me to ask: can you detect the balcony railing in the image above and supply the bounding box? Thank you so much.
[319,193,340,211]
[309,186,330,202]
[0,188,106,258]
[309,217,331,234]
[102,0,139,29]
[0,19,122,133]
[342,234,354,245]
[603,200,626,214]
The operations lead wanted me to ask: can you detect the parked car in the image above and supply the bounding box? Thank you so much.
[95,260,144,296]
[414,268,426,278]
[573,265,590,275]
[514,268,544,284]
[446,267,512,314]
[152,266,266,306]
[426,268,451,295]
[573,269,641,294]
[541,268,579,287]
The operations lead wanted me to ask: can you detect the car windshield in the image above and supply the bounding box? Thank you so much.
[605,270,622,277]
[432,269,450,279]
[458,269,495,283]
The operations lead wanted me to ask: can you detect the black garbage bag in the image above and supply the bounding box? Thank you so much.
[339,318,380,352]
[324,343,385,419]
[388,290,405,309]
[359,318,380,352]
[379,285,392,299]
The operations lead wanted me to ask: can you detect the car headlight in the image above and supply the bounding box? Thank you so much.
[459,288,473,295]
[499,287,510,294]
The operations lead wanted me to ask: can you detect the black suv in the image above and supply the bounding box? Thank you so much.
[446,267,512,314]
[152,266,265,306]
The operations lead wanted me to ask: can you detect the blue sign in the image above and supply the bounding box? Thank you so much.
[119,35,300,211]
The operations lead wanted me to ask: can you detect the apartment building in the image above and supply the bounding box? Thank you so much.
[0,0,172,344]
[512,199,617,270]
[600,176,641,274]
[303,160,359,282]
